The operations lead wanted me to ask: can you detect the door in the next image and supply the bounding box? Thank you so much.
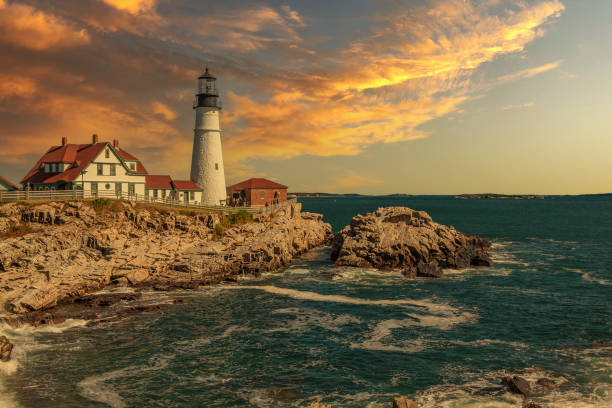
[128,183,135,197]
[91,182,98,197]
[115,182,122,197]
[183,191,188,204]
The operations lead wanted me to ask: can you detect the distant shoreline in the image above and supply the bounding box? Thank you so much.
[290,192,612,198]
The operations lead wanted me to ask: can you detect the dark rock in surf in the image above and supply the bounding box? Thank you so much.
[392,397,419,408]
[0,335,13,361]
[535,378,556,391]
[502,376,533,397]
[331,207,492,277]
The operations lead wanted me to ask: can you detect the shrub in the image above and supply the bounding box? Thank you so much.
[213,223,224,237]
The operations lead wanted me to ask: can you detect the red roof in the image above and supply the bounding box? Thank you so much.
[229,178,287,190]
[0,176,19,190]
[21,142,148,185]
[145,175,173,189]
[172,180,201,191]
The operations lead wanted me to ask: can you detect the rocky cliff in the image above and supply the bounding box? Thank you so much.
[331,207,492,277]
[0,200,331,321]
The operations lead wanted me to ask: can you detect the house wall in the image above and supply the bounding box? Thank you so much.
[79,145,145,195]
[247,188,287,206]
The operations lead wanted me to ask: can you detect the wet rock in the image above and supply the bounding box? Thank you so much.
[535,378,556,391]
[502,376,533,397]
[332,207,492,276]
[392,397,419,408]
[0,335,13,361]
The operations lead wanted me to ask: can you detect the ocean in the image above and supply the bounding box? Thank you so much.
[1,195,611,407]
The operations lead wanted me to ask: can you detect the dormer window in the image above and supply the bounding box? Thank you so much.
[130,163,136,171]
[51,163,56,173]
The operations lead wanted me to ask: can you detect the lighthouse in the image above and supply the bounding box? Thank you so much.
[190,68,227,206]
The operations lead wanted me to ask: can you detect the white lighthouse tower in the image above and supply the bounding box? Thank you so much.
[190,68,227,206]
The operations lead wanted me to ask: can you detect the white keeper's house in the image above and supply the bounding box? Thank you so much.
[21,134,203,204]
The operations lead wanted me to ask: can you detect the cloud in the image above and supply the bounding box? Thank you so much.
[0,0,90,50]
[99,0,156,14]
[502,101,536,110]
[221,0,565,164]
[498,60,563,83]
[0,0,565,183]
[152,101,178,121]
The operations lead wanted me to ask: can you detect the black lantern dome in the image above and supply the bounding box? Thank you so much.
[194,67,221,109]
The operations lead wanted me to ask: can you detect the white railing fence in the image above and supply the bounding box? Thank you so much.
[0,189,297,215]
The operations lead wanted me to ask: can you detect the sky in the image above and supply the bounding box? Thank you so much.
[0,0,610,194]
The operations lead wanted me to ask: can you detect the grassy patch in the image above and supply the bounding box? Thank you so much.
[226,209,253,226]
[0,222,38,239]
[178,209,197,217]
[89,198,123,214]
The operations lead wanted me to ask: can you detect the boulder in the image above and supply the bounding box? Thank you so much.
[502,376,532,397]
[392,397,419,408]
[126,269,149,284]
[535,378,556,390]
[0,335,13,361]
[332,207,492,277]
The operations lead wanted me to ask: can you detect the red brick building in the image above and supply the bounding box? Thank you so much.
[227,178,287,207]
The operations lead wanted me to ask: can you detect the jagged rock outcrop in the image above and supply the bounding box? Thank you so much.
[0,335,13,361]
[0,200,331,319]
[331,207,492,277]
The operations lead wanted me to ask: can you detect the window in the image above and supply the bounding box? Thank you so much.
[110,164,116,176]
[153,189,158,198]
[51,163,56,173]
[97,163,103,176]
[105,148,110,159]
[215,163,219,170]
[259,190,265,199]
[128,183,135,196]
[115,183,122,195]
[91,182,98,194]
[105,183,111,190]
[130,163,136,171]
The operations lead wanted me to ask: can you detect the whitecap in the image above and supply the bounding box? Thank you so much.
[268,307,361,333]
[77,353,173,408]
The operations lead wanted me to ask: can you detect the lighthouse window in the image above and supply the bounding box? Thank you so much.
[215,163,219,170]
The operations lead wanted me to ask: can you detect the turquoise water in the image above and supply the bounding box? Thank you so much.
[1,196,611,407]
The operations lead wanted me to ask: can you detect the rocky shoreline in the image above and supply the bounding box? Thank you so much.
[0,200,332,332]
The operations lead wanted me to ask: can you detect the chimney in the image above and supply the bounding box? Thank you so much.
[61,137,67,146]
[92,133,98,144]
[113,139,119,149]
